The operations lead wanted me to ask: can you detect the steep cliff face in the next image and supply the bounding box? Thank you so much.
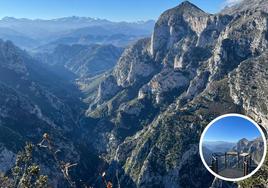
[114,38,155,88]
[229,51,268,130]
[85,1,268,187]
[222,0,268,15]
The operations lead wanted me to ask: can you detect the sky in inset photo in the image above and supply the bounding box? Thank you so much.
[203,116,261,142]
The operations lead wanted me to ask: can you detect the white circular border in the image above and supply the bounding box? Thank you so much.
[199,113,267,182]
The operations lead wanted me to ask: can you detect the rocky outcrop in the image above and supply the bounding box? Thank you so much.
[96,75,121,104]
[139,68,190,103]
[222,0,268,15]
[114,38,156,87]
[229,51,268,130]
[200,9,268,83]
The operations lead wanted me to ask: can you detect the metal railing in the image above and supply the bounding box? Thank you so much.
[210,152,252,176]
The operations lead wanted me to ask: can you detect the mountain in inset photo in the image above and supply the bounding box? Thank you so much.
[204,141,236,153]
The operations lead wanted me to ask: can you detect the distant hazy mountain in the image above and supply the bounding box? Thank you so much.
[203,141,236,153]
[0,17,155,50]
[0,16,154,36]
[0,27,39,49]
[34,33,140,53]
[35,43,123,77]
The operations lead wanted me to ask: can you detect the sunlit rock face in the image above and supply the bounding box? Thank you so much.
[222,0,268,15]
[113,38,155,88]
[85,0,268,187]
[229,51,268,130]
[150,1,208,60]
[96,75,121,104]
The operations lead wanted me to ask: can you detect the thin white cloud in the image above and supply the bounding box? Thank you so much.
[224,0,243,7]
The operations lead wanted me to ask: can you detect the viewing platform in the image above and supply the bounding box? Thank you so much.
[210,151,256,177]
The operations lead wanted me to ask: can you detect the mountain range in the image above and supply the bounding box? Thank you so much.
[0,0,268,187]
[203,141,236,153]
[0,16,155,50]
[203,137,264,167]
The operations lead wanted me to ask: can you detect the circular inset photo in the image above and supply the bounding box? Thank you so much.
[199,114,267,181]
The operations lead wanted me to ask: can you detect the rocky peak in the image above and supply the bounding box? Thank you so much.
[168,1,206,17]
[238,138,249,144]
[150,1,209,60]
[234,138,249,152]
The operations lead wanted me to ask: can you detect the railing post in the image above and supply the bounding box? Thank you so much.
[215,157,218,173]
[243,160,248,176]
[249,155,252,167]
[225,153,227,168]
[211,157,215,172]
[237,152,239,168]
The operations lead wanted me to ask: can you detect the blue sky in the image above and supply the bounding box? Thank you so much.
[0,0,237,22]
[203,116,261,142]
